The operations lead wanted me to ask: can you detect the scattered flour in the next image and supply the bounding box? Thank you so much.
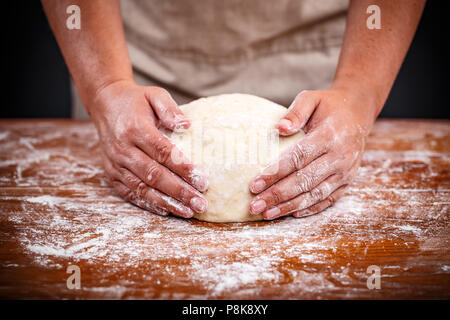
[0,120,449,298]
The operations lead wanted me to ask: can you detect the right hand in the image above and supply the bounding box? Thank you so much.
[89,80,209,218]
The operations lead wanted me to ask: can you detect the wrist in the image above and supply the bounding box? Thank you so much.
[87,78,136,114]
[331,78,384,123]
[93,78,136,100]
[78,78,135,128]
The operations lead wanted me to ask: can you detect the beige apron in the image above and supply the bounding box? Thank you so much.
[72,0,348,118]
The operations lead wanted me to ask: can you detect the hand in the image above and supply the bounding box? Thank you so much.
[89,80,209,218]
[248,87,377,219]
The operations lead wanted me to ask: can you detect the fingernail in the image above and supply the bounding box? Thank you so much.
[250,179,266,193]
[173,120,190,132]
[293,210,309,218]
[250,199,266,214]
[191,172,209,192]
[181,206,195,218]
[278,119,292,131]
[173,113,188,123]
[190,196,208,213]
[172,114,190,131]
[264,207,281,220]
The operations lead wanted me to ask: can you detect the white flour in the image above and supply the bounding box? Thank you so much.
[0,120,449,298]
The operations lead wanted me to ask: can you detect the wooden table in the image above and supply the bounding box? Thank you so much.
[0,119,449,299]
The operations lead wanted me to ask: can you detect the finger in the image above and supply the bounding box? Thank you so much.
[104,157,193,217]
[292,185,347,218]
[111,180,168,216]
[249,129,327,194]
[262,174,343,220]
[118,148,208,214]
[276,90,320,136]
[249,154,336,214]
[145,87,191,132]
[134,126,209,192]
[106,160,195,218]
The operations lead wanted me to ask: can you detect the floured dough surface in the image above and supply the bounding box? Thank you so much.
[168,94,304,222]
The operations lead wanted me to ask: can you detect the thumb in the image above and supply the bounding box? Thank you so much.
[276,90,319,136]
[145,87,191,132]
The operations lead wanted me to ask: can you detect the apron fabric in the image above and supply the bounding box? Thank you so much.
[121,0,349,107]
[72,0,349,118]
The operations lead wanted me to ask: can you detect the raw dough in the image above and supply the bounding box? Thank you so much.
[168,94,304,222]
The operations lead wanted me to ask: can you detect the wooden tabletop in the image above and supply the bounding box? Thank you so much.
[0,119,449,299]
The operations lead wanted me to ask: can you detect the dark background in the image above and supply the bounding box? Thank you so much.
[1,1,448,119]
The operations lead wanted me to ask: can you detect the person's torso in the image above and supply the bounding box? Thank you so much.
[121,0,349,105]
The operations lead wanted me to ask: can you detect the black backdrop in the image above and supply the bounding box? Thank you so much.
[1,1,448,119]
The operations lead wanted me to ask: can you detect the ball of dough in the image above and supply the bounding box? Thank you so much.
[168,93,304,223]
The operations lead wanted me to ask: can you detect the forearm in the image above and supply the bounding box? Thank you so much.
[333,0,425,120]
[267,1,426,219]
[41,0,133,112]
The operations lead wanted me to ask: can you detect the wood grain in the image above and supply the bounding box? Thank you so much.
[0,119,449,299]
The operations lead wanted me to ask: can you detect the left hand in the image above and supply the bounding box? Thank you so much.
[248,87,377,220]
